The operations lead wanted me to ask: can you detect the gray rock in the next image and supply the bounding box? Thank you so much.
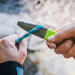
[28,49,75,75]
[0,13,9,24]
[27,35,46,51]
[3,14,19,26]
[0,25,15,38]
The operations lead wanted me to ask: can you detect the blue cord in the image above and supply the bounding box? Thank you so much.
[15,25,43,45]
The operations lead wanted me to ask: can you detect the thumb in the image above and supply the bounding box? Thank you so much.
[48,28,74,43]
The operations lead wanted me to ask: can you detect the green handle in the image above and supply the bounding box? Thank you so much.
[44,29,75,45]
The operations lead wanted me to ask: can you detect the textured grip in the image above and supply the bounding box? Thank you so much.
[44,29,75,45]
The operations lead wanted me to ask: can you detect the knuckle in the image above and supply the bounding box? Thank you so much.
[57,31,64,37]
[54,31,63,41]
[21,51,26,57]
[63,55,70,58]
[10,44,15,48]
[54,49,59,54]
[59,40,73,54]
[1,37,8,44]
[64,44,70,51]
[69,51,75,56]
[73,56,75,59]
[1,37,15,48]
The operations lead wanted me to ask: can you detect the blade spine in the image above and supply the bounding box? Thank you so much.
[18,21,38,26]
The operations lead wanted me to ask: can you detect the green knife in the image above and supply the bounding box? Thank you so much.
[17,21,75,45]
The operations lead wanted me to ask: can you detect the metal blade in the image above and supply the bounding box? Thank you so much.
[17,21,47,39]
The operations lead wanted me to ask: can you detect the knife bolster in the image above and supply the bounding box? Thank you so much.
[44,29,56,40]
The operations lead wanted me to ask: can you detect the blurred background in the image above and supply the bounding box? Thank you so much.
[0,0,75,75]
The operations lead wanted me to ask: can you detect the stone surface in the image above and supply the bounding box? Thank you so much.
[35,18,58,30]
[0,25,15,38]
[28,48,75,75]
[0,13,9,24]
[27,35,45,50]
[3,14,19,26]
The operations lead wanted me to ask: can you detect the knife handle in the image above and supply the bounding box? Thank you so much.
[44,29,75,45]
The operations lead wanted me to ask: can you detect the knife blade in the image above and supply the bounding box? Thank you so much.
[17,21,56,40]
[17,21,75,45]
[15,24,42,45]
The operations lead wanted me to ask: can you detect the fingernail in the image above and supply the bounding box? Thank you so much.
[48,35,55,40]
[66,40,72,47]
[50,43,57,48]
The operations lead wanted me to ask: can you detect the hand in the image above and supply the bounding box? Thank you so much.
[0,34,27,65]
[46,22,75,59]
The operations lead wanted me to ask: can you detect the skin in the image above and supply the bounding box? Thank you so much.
[0,33,27,65]
[46,22,75,59]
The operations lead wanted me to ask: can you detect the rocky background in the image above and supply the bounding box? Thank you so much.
[0,0,75,75]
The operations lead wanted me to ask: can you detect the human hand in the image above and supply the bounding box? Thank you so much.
[46,22,75,59]
[0,33,27,65]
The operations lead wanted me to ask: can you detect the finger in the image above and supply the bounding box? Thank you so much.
[48,27,75,43]
[54,40,73,54]
[46,40,51,48]
[73,56,75,59]
[18,33,27,57]
[46,40,56,49]
[64,44,75,58]
[46,40,53,49]
[48,22,75,43]
[8,34,18,44]
[1,34,18,47]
